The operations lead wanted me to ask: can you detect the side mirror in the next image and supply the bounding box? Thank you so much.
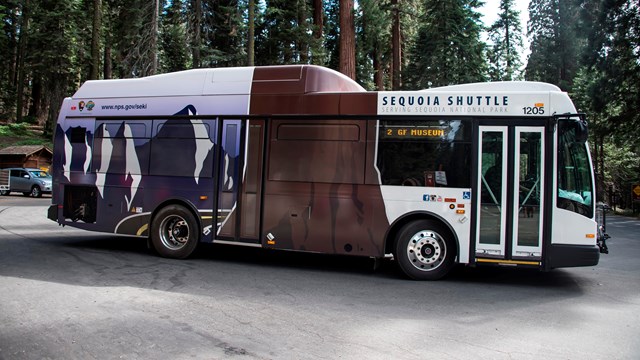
[556,114,589,143]
[573,120,588,143]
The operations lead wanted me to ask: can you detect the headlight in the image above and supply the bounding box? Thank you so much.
[39,180,46,185]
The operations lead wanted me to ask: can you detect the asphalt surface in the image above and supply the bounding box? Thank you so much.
[1,195,639,359]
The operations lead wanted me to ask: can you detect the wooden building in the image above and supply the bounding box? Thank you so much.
[0,145,53,170]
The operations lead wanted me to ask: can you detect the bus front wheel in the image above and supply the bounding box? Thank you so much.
[151,205,200,259]
[394,220,455,280]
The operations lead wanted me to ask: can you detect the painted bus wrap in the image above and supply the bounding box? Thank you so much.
[49,65,601,280]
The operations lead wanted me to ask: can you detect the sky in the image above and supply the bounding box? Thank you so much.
[478,0,531,60]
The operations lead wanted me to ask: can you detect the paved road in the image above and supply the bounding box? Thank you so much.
[1,197,639,359]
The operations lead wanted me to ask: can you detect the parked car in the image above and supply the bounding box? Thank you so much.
[0,167,52,197]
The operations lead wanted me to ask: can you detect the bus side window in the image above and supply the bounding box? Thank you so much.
[93,121,149,175]
[149,121,213,178]
[377,119,471,188]
[268,120,366,184]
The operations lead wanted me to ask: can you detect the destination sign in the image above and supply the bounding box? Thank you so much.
[382,126,445,138]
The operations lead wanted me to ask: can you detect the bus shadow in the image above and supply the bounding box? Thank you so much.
[8,233,592,302]
[60,235,590,290]
[446,264,587,290]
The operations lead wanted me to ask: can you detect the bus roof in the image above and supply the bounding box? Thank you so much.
[72,65,365,99]
[64,65,576,118]
[424,81,562,92]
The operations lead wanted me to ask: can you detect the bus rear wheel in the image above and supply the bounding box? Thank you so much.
[151,205,200,259]
[394,220,455,280]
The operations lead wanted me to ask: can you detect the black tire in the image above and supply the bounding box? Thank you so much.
[150,205,200,259]
[0,190,8,196]
[31,186,42,198]
[394,219,456,280]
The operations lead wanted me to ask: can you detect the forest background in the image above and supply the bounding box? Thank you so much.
[0,0,638,207]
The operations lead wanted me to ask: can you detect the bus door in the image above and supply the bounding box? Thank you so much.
[215,119,265,244]
[475,126,545,264]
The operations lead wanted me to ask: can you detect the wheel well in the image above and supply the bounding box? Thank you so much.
[384,213,459,258]
[150,199,202,238]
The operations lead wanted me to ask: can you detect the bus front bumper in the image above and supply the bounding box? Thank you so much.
[547,244,600,269]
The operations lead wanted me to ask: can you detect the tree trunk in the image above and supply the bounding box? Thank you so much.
[150,0,159,75]
[391,0,401,89]
[373,48,384,90]
[16,0,30,124]
[248,0,255,66]
[9,7,18,90]
[339,0,355,79]
[28,75,42,121]
[298,0,309,63]
[192,0,201,68]
[45,75,66,140]
[104,45,112,79]
[90,0,102,80]
[313,0,323,39]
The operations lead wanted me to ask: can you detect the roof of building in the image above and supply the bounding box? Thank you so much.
[0,145,53,156]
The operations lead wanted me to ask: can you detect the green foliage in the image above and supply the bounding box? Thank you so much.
[0,123,52,149]
[0,123,30,137]
[161,0,190,72]
[525,0,583,91]
[487,0,524,81]
[572,0,640,202]
[603,142,640,187]
[0,0,638,196]
[404,0,487,89]
[602,142,640,208]
[356,0,392,89]
[200,0,246,67]
[255,0,315,65]
[0,1,19,119]
[323,0,340,70]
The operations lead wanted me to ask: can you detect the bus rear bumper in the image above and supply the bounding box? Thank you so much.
[547,244,600,269]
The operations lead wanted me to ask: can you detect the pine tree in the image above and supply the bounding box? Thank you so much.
[161,0,190,72]
[0,2,19,120]
[89,0,102,80]
[247,0,255,65]
[200,0,245,67]
[404,0,487,89]
[525,0,582,90]
[573,0,640,200]
[189,0,202,68]
[27,0,80,132]
[107,0,161,78]
[256,0,314,65]
[357,0,392,90]
[487,0,524,81]
[323,0,340,69]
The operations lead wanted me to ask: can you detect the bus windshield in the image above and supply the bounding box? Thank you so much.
[557,120,594,218]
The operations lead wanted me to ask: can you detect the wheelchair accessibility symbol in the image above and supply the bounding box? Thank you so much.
[462,191,471,200]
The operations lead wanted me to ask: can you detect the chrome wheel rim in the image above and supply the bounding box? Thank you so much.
[159,215,190,250]
[406,230,446,271]
[31,187,40,197]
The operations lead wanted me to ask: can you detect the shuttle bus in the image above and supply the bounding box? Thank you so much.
[48,65,603,280]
